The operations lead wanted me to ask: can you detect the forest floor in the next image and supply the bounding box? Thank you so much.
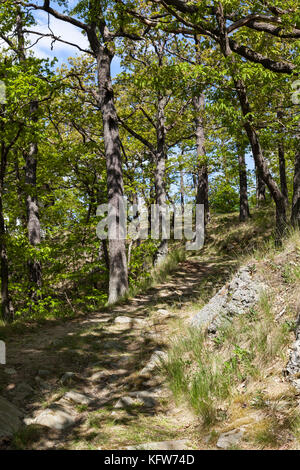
[1,209,300,450]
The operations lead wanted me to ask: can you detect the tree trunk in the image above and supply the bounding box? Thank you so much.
[17,11,42,292]
[97,46,128,304]
[25,100,42,291]
[154,95,168,265]
[256,169,266,206]
[278,141,288,207]
[237,144,251,222]
[0,144,14,323]
[291,149,300,229]
[193,94,210,226]
[234,78,287,237]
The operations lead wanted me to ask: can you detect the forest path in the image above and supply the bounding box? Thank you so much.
[1,249,238,449]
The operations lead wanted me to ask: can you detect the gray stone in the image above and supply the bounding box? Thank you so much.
[140,350,168,376]
[114,316,132,325]
[133,318,147,327]
[156,309,169,316]
[191,266,266,333]
[89,371,108,383]
[216,428,245,449]
[114,396,138,409]
[285,315,300,378]
[0,396,23,439]
[60,372,83,386]
[64,391,93,406]
[128,391,158,408]
[25,407,76,431]
[126,439,190,450]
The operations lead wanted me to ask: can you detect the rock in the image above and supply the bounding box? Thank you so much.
[114,316,132,325]
[64,391,93,406]
[284,315,300,378]
[89,371,108,383]
[0,396,23,439]
[216,428,245,449]
[126,439,190,450]
[140,350,168,376]
[156,309,169,316]
[128,391,158,408]
[191,266,267,333]
[60,372,83,386]
[133,318,147,327]
[25,406,76,431]
[114,396,138,409]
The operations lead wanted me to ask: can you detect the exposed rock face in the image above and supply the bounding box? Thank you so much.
[191,266,266,333]
[140,350,168,376]
[114,391,158,409]
[64,391,93,406]
[0,396,23,439]
[284,314,300,386]
[24,405,76,431]
[216,428,245,449]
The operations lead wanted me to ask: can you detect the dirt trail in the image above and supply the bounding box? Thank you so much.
[0,252,237,449]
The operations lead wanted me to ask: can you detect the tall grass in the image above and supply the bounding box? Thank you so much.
[163,291,293,426]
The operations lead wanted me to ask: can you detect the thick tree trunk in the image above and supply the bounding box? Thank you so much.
[237,144,251,222]
[17,12,42,292]
[234,78,287,237]
[291,149,300,229]
[97,46,128,304]
[255,169,266,207]
[277,110,288,210]
[25,101,42,290]
[278,140,288,208]
[0,208,14,323]
[154,95,168,265]
[193,94,209,226]
[0,144,14,323]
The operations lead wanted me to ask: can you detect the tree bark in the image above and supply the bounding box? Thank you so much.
[97,46,128,303]
[17,10,42,292]
[25,100,42,290]
[154,94,168,265]
[237,144,251,222]
[234,78,287,237]
[277,111,288,210]
[193,93,209,226]
[255,169,266,206]
[193,36,209,226]
[291,149,300,229]
[0,142,14,323]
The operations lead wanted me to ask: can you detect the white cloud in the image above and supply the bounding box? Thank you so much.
[28,10,89,62]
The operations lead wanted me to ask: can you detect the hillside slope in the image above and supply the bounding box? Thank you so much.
[0,210,299,450]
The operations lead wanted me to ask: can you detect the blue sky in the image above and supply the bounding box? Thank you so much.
[30,9,122,77]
